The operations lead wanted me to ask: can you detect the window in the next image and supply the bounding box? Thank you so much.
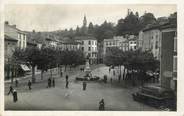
[156,35,158,39]
[88,53,91,57]
[88,47,91,51]
[173,56,177,72]
[109,42,111,46]
[106,42,108,46]
[88,41,91,45]
[174,37,177,52]
[155,41,158,49]
[92,41,94,45]
[134,46,136,49]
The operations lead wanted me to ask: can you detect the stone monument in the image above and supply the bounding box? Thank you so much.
[84,59,91,78]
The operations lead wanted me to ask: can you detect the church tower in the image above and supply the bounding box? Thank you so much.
[83,15,87,27]
[82,14,87,35]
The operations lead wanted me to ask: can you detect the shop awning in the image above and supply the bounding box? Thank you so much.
[20,64,30,71]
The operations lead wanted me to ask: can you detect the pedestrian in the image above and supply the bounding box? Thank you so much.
[110,77,112,84]
[113,70,115,76]
[15,79,18,87]
[99,99,105,110]
[8,85,13,95]
[66,75,69,82]
[118,75,121,83]
[60,71,63,77]
[28,80,32,90]
[13,89,18,102]
[52,78,55,87]
[109,67,111,73]
[103,75,107,83]
[66,81,69,88]
[48,78,51,88]
[83,81,87,90]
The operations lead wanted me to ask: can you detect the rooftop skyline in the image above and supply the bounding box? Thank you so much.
[5,4,176,32]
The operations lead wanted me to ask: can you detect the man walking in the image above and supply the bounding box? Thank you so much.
[99,99,105,110]
[52,78,55,87]
[65,75,69,82]
[66,81,69,88]
[103,75,107,83]
[13,89,18,102]
[15,79,18,87]
[82,81,87,90]
[118,74,121,83]
[8,85,13,95]
[47,78,51,88]
[28,80,32,90]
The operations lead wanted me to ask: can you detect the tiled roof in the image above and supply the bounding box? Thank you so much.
[62,37,81,45]
[142,22,177,32]
[4,34,18,41]
[74,36,97,40]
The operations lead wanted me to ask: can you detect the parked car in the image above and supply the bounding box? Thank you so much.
[132,85,176,110]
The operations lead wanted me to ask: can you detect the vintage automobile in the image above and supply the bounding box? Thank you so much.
[132,85,176,110]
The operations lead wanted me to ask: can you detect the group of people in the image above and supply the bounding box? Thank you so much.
[47,77,55,88]
[7,85,18,102]
[7,68,107,110]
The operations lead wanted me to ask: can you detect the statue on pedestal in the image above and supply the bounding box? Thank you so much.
[84,59,91,79]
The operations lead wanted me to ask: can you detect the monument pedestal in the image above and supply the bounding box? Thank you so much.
[84,60,92,79]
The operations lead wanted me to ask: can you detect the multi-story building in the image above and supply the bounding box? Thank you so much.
[75,36,98,64]
[4,21,29,79]
[103,36,126,55]
[128,37,138,51]
[160,23,177,91]
[137,31,144,49]
[140,22,177,91]
[58,37,81,51]
[4,21,27,59]
[97,41,104,63]
[141,25,161,60]
[120,40,129,51]
[45,34,59,48]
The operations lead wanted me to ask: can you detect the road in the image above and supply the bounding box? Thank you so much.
[5,65,158,111]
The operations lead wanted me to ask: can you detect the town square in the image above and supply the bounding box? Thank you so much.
[4,4,177,111]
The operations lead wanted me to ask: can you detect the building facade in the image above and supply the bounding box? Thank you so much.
[75,36,98,64]
[4,21,29,79]
[140,22,177,91]
[141,26,161,60]
[160,23,177,91]
[103,36,126,55]
[58,37,81,51]
[128,37,138,51]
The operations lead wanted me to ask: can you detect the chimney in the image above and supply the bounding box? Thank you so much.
[32,30,35,33]
[5,21,9,25]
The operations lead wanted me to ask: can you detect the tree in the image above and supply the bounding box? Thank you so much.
[88,22,94,35]
[139,12,157,29]
[94,21,115,42]
[61,49,85,71]
[24,47,41,83]
[37,47,52,80]
[168,12,177,24]
[104,48,159,85]
[13,47,41,83]
[116,11,140,35]
[11,48,26,83]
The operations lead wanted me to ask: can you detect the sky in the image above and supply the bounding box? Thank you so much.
[5,4,176,32]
